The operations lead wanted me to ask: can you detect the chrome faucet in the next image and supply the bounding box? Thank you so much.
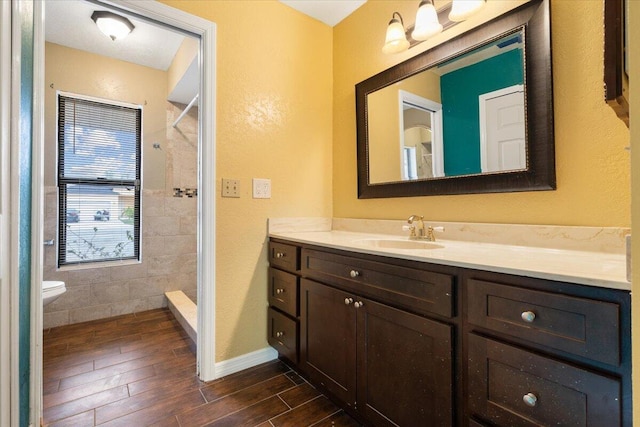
[407,215,444,242]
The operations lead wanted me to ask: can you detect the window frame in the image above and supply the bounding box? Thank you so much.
[56,91,142,267]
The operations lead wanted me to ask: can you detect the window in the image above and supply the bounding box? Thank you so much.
[57,94,142,266]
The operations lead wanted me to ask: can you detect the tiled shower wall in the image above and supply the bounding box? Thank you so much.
[43,102,198,328]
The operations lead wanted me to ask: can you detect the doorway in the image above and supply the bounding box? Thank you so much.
[32,0,216,424]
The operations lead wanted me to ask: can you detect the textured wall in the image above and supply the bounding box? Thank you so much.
[333,0,630,227]
[160,0,334,362]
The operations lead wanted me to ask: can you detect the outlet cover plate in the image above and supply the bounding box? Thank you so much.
[222,179,240,198]
[253,178,271,199]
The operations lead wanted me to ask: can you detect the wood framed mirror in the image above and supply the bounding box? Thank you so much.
[604,0,629,127]
[356,0,555,199]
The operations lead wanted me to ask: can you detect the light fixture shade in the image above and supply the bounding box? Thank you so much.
[91,11,135,41]
[411,0,443,41]
[382,14,410,54]
[449,0,485,22]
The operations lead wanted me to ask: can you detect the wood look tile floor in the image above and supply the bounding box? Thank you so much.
[43,308,361,427]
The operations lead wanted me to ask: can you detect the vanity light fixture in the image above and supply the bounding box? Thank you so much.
[382,12,410,55]
[412,0,443,41]
[382,0,486,54]
[91,11,135,41]
[449,0,486,22]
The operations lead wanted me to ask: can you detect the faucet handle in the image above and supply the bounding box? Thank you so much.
[402,224,417,237]
[426,226,445,241]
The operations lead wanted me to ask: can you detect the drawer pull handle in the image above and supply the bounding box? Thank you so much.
[275,288,285,294]
[349,270,360,278]
[354,301,364,308]
[344,298,354,305]
[275,252,286,259]
[521,311,536,323]
[522,392,537,407]
[275,331,284,338]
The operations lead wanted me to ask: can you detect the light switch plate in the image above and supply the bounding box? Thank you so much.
[253,178,271,199]
[221,179,240,198]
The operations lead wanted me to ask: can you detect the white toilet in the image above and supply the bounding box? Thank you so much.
[43,281,66,306]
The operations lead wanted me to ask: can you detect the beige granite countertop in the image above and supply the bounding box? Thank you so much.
[268,218,631,291]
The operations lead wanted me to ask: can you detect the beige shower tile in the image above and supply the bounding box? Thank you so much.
[146,295,167,310]
[69,304,112,324]
[67,267,111,286]
[148,254,196,277]
[90,282,130,304]
[142,191,165,217]
[164,197,197,217]
[167,235,197,255]
[128,276,169,299]
[109,262,147,281]
[45,285,90,311]
[179,216,197,235]
[144,216,181,237]
[43,266,69,283]
[110,299,148,316]
[43,310,69,329]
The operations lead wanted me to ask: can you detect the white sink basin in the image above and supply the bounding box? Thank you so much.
[354,238,444,250]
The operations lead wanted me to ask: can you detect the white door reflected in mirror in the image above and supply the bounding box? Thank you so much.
[479,84,526,173]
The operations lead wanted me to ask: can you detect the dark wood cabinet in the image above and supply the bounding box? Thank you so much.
[267,238,631,427]
[300,278,454,426]
[267,242,301,364]
[468,334,621,426]
[300,279,357,406]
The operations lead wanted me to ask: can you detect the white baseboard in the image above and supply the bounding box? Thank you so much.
[214,347,278,379]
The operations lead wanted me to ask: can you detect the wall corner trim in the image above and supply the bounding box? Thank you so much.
[214,347,279,379]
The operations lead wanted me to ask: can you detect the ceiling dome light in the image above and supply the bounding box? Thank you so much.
[449,0,486,22]
[382,12,410,54]
[91,11,135,41]
[412,0,443,41]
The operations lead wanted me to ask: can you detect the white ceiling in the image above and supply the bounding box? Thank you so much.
[278,0,366,26]
[44,0,365,104]
[45,0,186,71]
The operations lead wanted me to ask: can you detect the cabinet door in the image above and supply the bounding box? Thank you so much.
[300,279,357,407]
[468,334,621,427]
[356,298,453,426]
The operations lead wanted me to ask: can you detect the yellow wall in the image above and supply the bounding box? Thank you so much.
[167,37,198,96]
[629,0,639,424]
[368,71,440,183]
[44,43,168,190]
[333,0,630,227]
[159,0,333,361]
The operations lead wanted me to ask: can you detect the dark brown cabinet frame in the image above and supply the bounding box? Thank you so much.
[268,238,632,426]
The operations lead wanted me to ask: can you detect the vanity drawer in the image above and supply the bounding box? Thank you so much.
[467,279,620,366]
[268,267,298,317]
[468,334,621,427]
[269,242,300,273]
[267,307,298,363]
[301,248,454,318]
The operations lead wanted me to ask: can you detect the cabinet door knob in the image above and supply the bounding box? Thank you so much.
[344,297,354,305]
[275,288,285,294]
[349,270,360,278]
[522,392,537,407]
[521,311,536,323]
[354,301,364,308]
[275,331,284,338]
[275,252,286,258]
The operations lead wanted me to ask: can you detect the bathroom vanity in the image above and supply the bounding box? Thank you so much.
[267,220,631,427]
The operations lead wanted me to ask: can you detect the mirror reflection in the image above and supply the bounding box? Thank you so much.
[368,30,525,184]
